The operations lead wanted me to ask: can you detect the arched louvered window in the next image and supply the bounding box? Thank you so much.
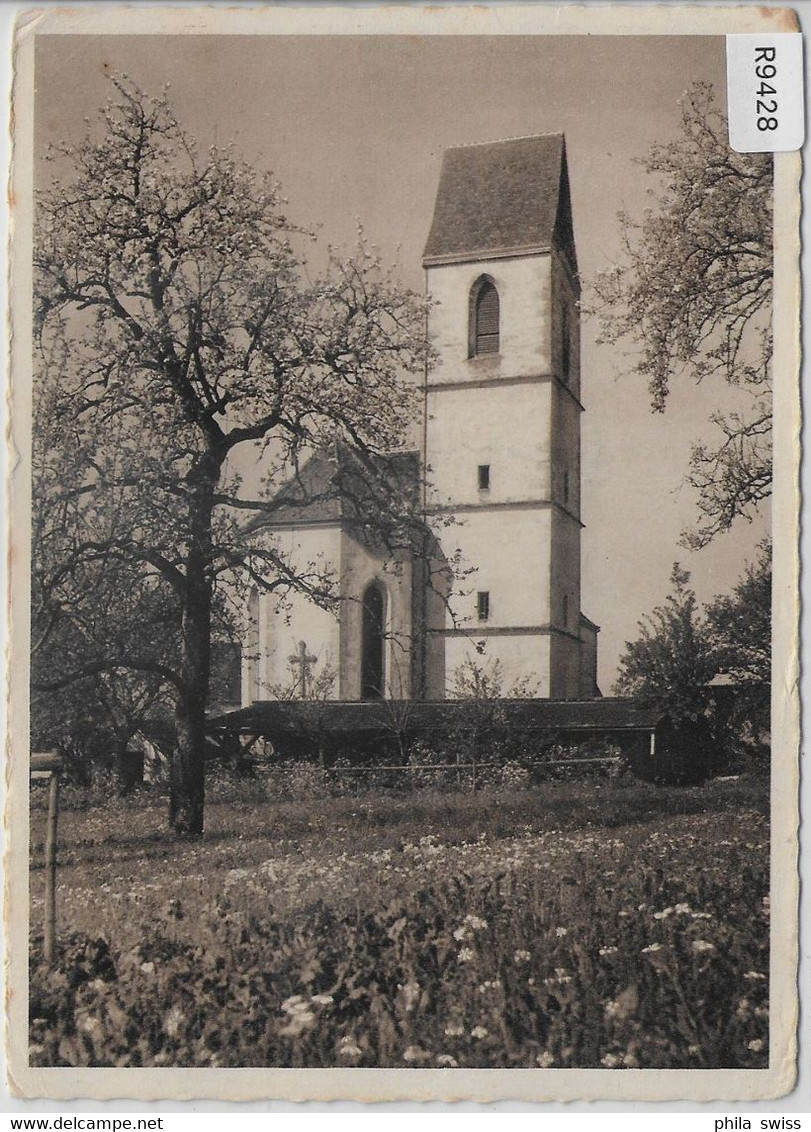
[470,277,500,357]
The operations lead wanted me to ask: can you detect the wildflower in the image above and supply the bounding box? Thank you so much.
[339,1037,363,1059]
[140,961,155,974]
[536,1051,555,1068]
[444,1023,465,1037]
[471,1026,489,1040]
[674,903,691,915]
[281,995,310,1014]
[641,943,664,954]
[748,1039,765,1053]
[555,927,568,937]
[280,1009,316,1037]
[453,926,468,941]
[398,981,421,1012]
[164,1005,185,1039]
[623,1052,640,1068]
[653,907,673,920]
[601,1053,621,1068]
[744,971,767,981]
[403,1044,431,1063]
[691,911,712,920]
[604,1000,620,1019]
[458,947,475,963]
[598,946,618,957]
[311,994,334,1006]
[688,1045,701,1056]
[466,914,488,931]
[514,949,531,963]
[691,940,715,953]
[436,1054,459,1067]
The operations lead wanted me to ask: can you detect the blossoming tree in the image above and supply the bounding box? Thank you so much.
[34,78,431,835]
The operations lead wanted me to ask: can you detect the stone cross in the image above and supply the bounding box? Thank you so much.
[288,640,318,699]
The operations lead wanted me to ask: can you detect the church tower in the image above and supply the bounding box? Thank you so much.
[422,133,598,699]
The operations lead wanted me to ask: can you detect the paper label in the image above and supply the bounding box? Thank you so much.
[726,33,804,152]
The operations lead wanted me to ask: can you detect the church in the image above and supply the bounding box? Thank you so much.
[239,133,599,706]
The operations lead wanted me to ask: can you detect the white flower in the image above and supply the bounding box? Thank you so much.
[311,994,334,1006]
[514,949,532,963]
[691,939,715,953]
[436,1054,458,1067]
[641,943,664,954]
[471,1026,489,1040]
[536,1051,555,1068]
[674,903,691,915]
[458,947,475,963]
[653,907,674,920]
[281,995,311,1014]
[403,1044,431,1063]
[555,927,568,937]
[140,961,155,974]
[748,1039,765,1052]
[163,1005,185,1039]
[601,1053,621,1068]
[444,1023,465,1037]
[599,946,618,957]
[398,981,421,1012]
[338,1037,362,1059]
[744,970,767,981]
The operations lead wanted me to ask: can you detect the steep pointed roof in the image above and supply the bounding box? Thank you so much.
[423,133,577,273]
[249,446,421,530]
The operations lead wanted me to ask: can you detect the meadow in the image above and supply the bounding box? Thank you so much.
[29,772,769,1070]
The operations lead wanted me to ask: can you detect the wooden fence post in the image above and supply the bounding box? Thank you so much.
[44,772,59,964]
[32,751,63,966]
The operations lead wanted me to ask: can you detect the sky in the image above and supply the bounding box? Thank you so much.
[33,33,770,690]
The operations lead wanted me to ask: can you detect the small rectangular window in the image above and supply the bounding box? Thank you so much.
[477,591,490,621]
[478,464,490,490]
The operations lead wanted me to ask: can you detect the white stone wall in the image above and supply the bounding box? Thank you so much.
[338,538,414,701]
[425,382,553,508]
[444,634,552,698]
[426,254,553,384]
[425,243,595,700]
[250,525,343,700]
[440,508,553,630]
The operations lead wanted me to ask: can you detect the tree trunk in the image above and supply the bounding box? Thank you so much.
[170,689,207,836]
[169,463,218,837]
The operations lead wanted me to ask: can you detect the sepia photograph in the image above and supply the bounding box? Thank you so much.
[7,4,801,1104]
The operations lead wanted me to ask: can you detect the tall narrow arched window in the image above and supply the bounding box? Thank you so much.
[470,277,500,356]
[361,582,386,700]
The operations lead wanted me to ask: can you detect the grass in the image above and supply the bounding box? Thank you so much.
[29,773,769,1070]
